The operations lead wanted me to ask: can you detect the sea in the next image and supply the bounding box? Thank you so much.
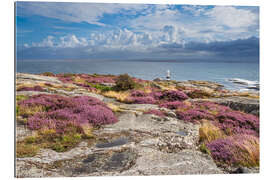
[16,59,259,92]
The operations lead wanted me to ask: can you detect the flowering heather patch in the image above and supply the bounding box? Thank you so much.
[149,91,163,100]
[144,109,166,117]
[18,94,117,134]
[207,135,259,167]
[128,96,157,104]
[159,101,189,110]
[17,85,46,92]
[130,90,148,97]
[176,109,214,123]
[216,111,259,136]
[196,101,231,114]
[160,90,188,102]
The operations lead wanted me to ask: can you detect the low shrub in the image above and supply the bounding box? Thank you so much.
[159,101,188,110]
[176,109,214,123]
[207,134,259,167]
[160,90,188,102]
[130,90,148,97]
[17,85,46,92]
[18,94,118,134]
[216,111,259,136]
[128,96,156,104]
[114,74,136,91]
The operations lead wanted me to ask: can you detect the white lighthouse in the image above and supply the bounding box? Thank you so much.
[166,70,171,80]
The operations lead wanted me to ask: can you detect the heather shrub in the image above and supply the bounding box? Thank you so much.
[144,109,165,117]
[160,90,188,102]
[17,85,46,92]
[216,111,259,136]
[207,135,259,167]
[128,96,156,104]
[149,91,163,100]
[159,101,188,110]
[176,109,214,123]
[114,74,136,91]
[130,90,148,97]
[18,94,117,134]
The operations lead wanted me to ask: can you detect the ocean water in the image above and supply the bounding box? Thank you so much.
[16,59,259,91]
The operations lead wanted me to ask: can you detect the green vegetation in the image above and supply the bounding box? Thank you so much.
[113,74,137,91]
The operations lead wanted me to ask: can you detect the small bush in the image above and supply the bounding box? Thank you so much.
[130,90,148,97]
[128,96,156,104]
[17,85,46,92]
[176,109,214,123]
[160,90,188,102]
[41,72,55,77]
[18,94,117,134]
[207,134,259,167]
[159,101,188,110]
[114,74,136,91]
[216,111,259,136]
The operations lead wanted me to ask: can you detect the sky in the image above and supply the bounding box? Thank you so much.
[16,2,259,61]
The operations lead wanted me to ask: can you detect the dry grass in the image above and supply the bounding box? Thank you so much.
[102,91,130,102]
[234,135,260,167]
[17,105,45,118]
[199,121,225,143]
[16,142,40,158]
[106,103,122,112]
[73,76,86,84]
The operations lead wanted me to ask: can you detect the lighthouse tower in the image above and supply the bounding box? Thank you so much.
[166,70,171,80]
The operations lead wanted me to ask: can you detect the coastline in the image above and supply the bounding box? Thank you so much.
[15,73,260,177]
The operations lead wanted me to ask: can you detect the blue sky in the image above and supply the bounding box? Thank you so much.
[16,2,259,61]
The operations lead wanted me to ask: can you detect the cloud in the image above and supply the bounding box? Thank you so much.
[16,3,259,61]
[205,6,258,28]
[19,32,259,61]
[16,2,149,26]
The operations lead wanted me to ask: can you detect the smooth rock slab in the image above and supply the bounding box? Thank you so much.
[121,148,223,175]
[16,73,62,84]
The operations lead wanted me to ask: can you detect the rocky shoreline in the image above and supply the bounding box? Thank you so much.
[15,73,259,177]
